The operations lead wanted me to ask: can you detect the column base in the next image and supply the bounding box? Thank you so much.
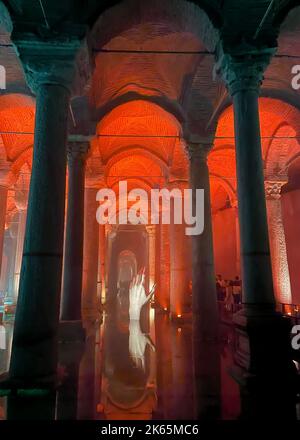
[59,320,86,343]
[230,305,298,418]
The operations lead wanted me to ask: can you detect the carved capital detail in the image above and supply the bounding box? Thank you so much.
[215,42,276,95]
[265,179,287,200]
[15,189,28,211]
[185,141,212,162]
[11,31,90,95]
[146,224,156,236]
[67,141,90,165]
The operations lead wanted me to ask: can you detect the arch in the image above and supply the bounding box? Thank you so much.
[96,100,181,167]
[89,0,219,53]
[0,94,35,162]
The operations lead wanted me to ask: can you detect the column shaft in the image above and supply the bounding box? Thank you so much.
[82,187,99,319]
[99,225,106,302]
[158,223,170,310]
[0,187,7,279]
[265,181,291,304]
[169,189,189,317]
[146,225,156,292]
[10,84,70,380]
[188,145,218,337]
[13,209,27,302]
[61,144,87,321]
[233,89,274,305]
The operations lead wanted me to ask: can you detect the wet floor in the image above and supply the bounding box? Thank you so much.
[0,307,298,420]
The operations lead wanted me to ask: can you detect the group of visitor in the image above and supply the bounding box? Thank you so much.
[216,274,242,309]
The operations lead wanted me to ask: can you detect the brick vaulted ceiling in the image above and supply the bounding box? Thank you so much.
[0,0,300,214]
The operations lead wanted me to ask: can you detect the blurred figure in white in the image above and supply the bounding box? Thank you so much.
[128,268,155,369]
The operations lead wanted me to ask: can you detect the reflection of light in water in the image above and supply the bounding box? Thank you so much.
[149,307,155,325]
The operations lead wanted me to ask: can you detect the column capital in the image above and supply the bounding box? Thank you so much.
[67,141,90,165]
[215,42,276,95]
[185,141,212,162]
[265,178,288,200]
[14,189,28,212]
[146,224,156,236]
[11,31,90,95]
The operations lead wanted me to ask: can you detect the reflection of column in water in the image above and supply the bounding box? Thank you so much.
[56,344,84,420]
[220,337,241,419]
[154,314,173,419]
[148,307,156,389]
[94,317,104,419]
[169,324,194,419]
[192,335,221,420]
[77,326,97,420]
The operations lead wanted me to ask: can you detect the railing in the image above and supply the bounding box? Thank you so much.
[218,301,300,326]
[278,303,300,325]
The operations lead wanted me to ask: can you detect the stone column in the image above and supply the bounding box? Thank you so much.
[8,34,87,385]
[169,181,189,318]
[6,218,18,302]
[12,190,28,304]
[82,186,99,322]
[232,199,241,275]
[186,141,218,338]
[61,142,89,329]
[217,45,296,403]
[158,223,170,310]
[265,179,291,305]
[218,47,275,307]
[146,225,156,292]
[0,185,8,282]
[99,224,106,303]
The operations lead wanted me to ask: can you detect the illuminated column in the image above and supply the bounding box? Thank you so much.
[14,199,27,303]
[185,141,218,338]
[159,224,170,310]
[217,45,296,400]
[6,217,18,301]
[0,185,8,282]
[146,224,156,292]
[106,224,116,301]
[99,224,106,302]
[265,179,291,304]
[9,34,87,384]
[61,141,89,326]
[82,186,99,321]
[218,47,275,307]
[232,199,241,275]
[169,181,189,318]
